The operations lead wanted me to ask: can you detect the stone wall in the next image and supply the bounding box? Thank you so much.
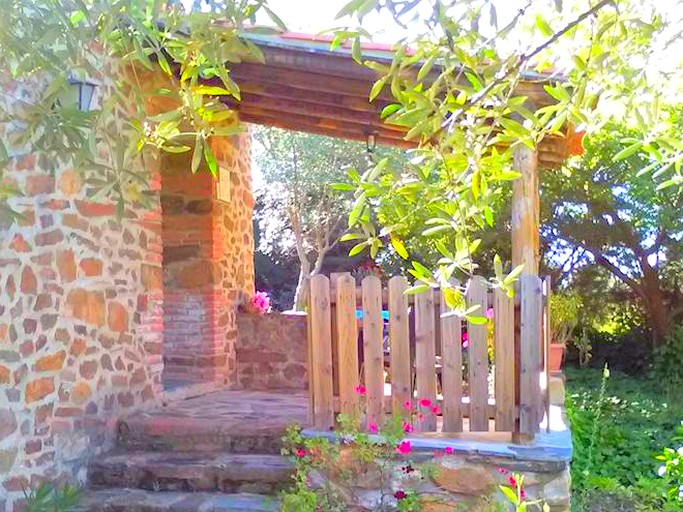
[160,133,254,386]
[306,439,571,511]
[0,77,164,509]
[235,312,308,390]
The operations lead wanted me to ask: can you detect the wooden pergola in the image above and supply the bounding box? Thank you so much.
[226,32,582,275]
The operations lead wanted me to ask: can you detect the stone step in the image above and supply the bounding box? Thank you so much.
[89,451,295,494]
[117,416,289,454]
[76,489,279,511]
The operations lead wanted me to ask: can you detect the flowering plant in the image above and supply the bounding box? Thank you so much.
[247,291,271,314]
[282,385,551,511]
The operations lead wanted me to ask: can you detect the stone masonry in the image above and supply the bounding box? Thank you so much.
[0,76,165,510]
[235,311,308,390]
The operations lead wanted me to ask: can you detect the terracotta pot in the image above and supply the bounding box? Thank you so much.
[549,343,565,372]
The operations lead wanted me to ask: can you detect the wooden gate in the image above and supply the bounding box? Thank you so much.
[306,273,550,439]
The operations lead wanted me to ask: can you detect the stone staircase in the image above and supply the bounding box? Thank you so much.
[76,389,308,511]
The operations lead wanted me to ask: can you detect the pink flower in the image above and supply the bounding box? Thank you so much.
[355,385,367,395]
[394,490,407,500]
[403,400,412,410]
[419,398,432,408]
[250,291,271,314]
[444,446,454,455]
[396,441,411,455]
[417,413,425,423]
[508,476,517,487]
[368,422,378,433]
[295,448,307,458]
[431,406,441,415]
[486,307,494,319]
[497,467,508,474]
[462,331,470,349]
[402,421,413,433]
[520,488,526,499]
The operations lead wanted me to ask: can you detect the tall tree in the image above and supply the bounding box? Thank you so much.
[253,126,375,310]
[542,122,683,343]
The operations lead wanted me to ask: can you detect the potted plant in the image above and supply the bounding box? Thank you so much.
[549,292,582,372]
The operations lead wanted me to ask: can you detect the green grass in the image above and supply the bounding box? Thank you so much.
[566,367,683,511]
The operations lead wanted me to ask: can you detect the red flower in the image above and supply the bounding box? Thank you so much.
[396,441,411,455]
[444,446,454,455]
[368,422,378,433]
[394,490,407,500]
[508,476,518,487]
[520,488,526,499]
[419,398,432,407]
[431,406,441,415]
[402,421,413,433]
[355,385,367,395]
[462,331,470,349]
[403,400,412,410]
[295,448,307,458]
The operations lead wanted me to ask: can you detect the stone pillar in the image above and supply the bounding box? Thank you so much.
[160,132,254,386]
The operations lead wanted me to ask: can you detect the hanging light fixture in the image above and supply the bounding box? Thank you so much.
[56,75,98,112]
[366,132,377,153]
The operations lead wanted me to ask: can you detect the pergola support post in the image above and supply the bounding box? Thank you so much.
[511,144,541,444]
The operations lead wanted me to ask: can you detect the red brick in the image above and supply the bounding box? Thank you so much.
[25,175,54,195]
[20,266,37,294]
[75,200,115,217]
[70,338,86,356]
[34,351,66,372]
[66,289,105,326]
[10,234,30,252]
[25,439,42,455]
[107,301,128,332]
[15,153,36,171]
[59,169,82,195]
[0,366,9,384]
[79,360,98,379]
[71,382,92,404]
[35,229,63,246]
[56,250,77,282]
[79,258,103,276]
[141,264,162,290]
[3,475,29,491]
[25,377,55,403]
[62,213,88,231]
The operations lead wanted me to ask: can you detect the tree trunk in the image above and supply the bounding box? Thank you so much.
[292,259,311,311]
[641,274,672,346]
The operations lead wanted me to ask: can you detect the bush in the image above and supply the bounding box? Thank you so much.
[651,326,683,400]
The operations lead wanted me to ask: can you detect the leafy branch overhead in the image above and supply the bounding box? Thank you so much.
[331,0,683,308]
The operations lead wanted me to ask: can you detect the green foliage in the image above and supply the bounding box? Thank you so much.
[549,292,582,345]
[24,483,81,512]
[566,367,683,511]
[651,326,683,401]
[656,423,683,504]
[542,121,683,341]
[331,0,683,318]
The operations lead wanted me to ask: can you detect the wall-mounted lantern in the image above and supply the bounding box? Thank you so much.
[56,76,98,112]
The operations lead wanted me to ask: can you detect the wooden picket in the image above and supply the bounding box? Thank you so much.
[415,288,437,431]
[336,273,359,420]
[308,274,334,429]
[494,287,515,431]
[440,287,463,432]
[388,276,411,417]
[362,275,384,426]
[519,274,543,435]
[306,272,546,439]
[467,276,489,431]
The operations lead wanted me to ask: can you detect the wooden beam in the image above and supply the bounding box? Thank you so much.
[230,62,393,102]
[224,95,404,133]
[236,110,415,149]
[511,145,540,274]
